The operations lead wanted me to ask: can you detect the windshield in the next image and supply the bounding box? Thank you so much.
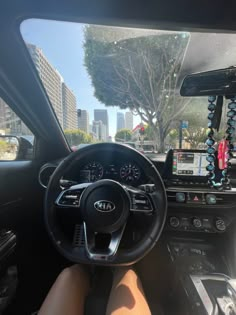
[20,20,236,157]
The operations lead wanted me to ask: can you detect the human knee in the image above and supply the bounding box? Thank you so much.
[58,265,87,283]
[114,268,137,283]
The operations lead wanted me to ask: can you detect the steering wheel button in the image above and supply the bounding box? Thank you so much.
[135,199,147,204]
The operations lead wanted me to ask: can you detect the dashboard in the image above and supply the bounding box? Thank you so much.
[39,147,236,235]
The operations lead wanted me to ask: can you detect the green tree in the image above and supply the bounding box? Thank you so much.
[0,140,7,158]
[64,129,93,147]
[84,26,191,152]
[143,125,154,141]
[184,128,208,149]
[167,129,178,146]
[115,129,132,142]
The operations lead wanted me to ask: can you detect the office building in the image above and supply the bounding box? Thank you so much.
[0,98,31,135]
[92,120,106,141]
[78,110,89,134]
[27,43,63,127]
[117,112,125,131]
[125,111,133,130]
[94,109,109,139]
[62,83,77,130]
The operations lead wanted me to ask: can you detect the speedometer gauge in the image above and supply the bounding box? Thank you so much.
[82,162,103,182]
[120,163,141,182]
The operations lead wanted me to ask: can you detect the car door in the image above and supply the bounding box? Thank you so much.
[0,98,41,313]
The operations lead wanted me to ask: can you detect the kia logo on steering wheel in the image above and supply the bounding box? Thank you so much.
[94,200,115,212]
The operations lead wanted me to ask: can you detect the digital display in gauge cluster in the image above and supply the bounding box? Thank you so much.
[79,160,141,183]
[80,161,103,182]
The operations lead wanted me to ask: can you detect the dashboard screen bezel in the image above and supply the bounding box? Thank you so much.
[164,149,211,183]
[172,149,208,178]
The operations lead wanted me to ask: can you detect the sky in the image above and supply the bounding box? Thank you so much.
[20,19,140,137]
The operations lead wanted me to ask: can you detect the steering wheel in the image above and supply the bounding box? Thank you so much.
[45,143,167,265]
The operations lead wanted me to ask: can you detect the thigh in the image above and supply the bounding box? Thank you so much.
[38,265,90,315]
[106,268,151,315]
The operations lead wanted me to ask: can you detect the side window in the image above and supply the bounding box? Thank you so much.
[0,97,34,161]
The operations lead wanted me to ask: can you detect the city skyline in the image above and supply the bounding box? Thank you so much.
[21,20,140,137]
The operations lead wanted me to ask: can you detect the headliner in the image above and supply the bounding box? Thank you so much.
[1,0,236,33]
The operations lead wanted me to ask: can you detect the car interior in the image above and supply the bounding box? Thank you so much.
[2,1,236,315]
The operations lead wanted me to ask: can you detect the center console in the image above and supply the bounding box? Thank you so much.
[162,149,236,234]
[161,150,236,314]
[166,238,236,315]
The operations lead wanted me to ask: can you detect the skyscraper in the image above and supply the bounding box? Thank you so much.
[0,98,31,135]
[94,109,109,139]
[27,44,64,127]
[92,120,106,141]
[78,110,89,134]
[62,83,78,130]
[125,111,133,130]
[117,112,125,131]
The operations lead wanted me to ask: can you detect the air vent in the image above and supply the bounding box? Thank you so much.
[73,224,85,248]
[167,191,178,202]
[38,165,56,188]
[214,193,236,206]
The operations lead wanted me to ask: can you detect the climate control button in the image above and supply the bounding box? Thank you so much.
[206,194,217,205]
[192,217,202,228]
[169,216,180,228]
[215,218,226,231]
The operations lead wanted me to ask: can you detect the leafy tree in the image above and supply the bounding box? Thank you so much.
[143,125,154,141]
[183,128,208,149]
[115,129,132,142]
[64,129,93,147]
[0,140,7,158]
[84,26,191,152]
[167,129,179,146]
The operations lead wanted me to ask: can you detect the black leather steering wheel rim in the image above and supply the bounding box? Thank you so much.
[44,143,167,266]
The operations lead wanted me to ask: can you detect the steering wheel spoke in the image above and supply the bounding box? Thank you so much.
[55,183,92,208]
[124,185,154,214]
[83,222,126,261]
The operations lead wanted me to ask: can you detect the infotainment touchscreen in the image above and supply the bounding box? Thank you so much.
[172,150,208,176]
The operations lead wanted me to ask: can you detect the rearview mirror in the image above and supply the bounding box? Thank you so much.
[0,136,20,161]
[180,66,236,97]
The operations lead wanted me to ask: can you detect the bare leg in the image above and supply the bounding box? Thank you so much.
[106,268,151,315]
[38,265,90,315]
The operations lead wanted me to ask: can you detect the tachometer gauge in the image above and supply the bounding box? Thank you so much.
[82,162,103,182]
[120,163,141,182]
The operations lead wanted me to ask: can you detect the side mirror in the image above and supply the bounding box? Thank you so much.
[0,135,33,161]
[0,136,20,161]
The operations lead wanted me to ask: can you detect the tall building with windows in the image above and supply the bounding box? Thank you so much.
[77,110,89,134]
[27,43,64,127]
[117,112,125,131]
[62,83,77,130]
[0,98,31,135]
[92,120,106,141]
[125,111,133,130]
[94,109,109,139]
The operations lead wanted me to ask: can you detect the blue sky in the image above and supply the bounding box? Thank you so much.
[20,19,140,137]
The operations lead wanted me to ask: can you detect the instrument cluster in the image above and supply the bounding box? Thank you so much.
[79,160,142,184]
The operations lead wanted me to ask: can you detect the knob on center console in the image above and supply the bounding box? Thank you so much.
[192,217,202,228]
[169,216,180,228]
